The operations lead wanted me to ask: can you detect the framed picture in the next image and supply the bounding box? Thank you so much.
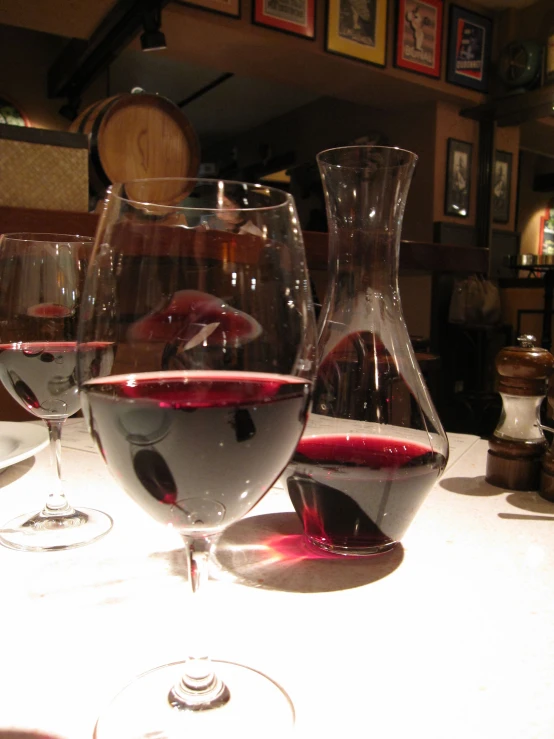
[253,0,315,38]
[395,0,443,78]
[539,208,554,256]
[446,4,492,91]
[326,0,388,67]
[180,0,240,18]
[445,138,472,218]
[492,150,512,224]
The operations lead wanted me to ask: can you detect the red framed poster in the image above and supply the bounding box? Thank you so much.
[253,0,315,39]
[539,208,554,255]
[395,0,443,78]
[446,4,492,91]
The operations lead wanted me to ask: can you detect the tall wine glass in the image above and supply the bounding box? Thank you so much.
[0,233,113,551]
[77,178,316,737]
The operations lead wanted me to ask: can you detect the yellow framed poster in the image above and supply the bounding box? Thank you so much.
[326,0,388,67]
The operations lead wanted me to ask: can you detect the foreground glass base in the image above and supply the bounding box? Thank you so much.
[0,507,113,551]
[95,660,295,739]
[306,534,399,557]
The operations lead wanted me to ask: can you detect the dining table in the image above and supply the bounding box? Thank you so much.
[0,419,553,739]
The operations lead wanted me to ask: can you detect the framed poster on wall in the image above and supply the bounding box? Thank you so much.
[445,138,472,218]
[253,0,315,38]
[492,150,512,224]
[326,0,388,67]
[446,4,492,92]
[395,0,443,78]
[539,208,554,255]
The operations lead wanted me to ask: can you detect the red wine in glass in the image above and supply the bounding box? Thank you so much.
[81,371,311,531]
[287,434,446,554]
[0,342,112,419]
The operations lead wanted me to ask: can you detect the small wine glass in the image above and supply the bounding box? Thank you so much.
[77,178,316,738]
[0,233,114,551]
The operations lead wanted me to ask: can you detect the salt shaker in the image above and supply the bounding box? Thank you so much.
[486,335,554,491]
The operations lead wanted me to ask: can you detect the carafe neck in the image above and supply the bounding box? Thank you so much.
[318,146,417,301]
[327,227,399,298]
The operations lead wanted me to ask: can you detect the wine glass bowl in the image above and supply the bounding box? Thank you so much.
[0,233,113,551]
[83,371,311,536]
[77,178,316,737]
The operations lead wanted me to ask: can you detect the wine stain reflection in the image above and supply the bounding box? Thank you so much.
[133,448,177,505]
[118,407,228,529]
[131,447,227,527]
[210,512,404,593]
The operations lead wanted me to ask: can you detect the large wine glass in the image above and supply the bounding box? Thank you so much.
[0,233,114,551]
[77,178,316,737]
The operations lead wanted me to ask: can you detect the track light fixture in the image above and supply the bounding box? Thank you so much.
[141,0,167,52]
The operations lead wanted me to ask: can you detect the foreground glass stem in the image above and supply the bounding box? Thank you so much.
[42,419,74,516]
[168,537,230,711]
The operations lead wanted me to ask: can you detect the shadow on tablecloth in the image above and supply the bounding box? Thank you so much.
[209,512,404,593]
[441,475,554,518]
[0,731,64,739]
[439,475,501,497]
[502,490,554,519]
[0,457,35,490]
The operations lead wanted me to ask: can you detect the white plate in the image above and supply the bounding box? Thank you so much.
[0,422,49,471]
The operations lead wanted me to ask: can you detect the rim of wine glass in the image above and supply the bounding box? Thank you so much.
[317,145,418,169]
[1,232,94,244]
[108,177,294,212]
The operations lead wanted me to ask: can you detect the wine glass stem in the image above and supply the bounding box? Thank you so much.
[42,419,74,517]
[168,537,230,711]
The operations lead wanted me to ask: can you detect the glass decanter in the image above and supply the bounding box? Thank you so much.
[286,145,449,555]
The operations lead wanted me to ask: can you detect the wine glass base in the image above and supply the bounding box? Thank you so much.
[95,660,295,739]
[306,534,399,557]
[0,507,113,551]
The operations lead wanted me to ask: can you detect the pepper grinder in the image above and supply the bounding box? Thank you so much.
[486,335,554,491]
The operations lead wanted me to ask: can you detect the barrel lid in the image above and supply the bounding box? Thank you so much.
[97,93,200,204]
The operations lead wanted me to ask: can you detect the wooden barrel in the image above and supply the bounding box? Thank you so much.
[70,92,200,204]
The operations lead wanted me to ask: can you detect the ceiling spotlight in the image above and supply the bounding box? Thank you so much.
[141,0,167,52]
[141,28,166,51]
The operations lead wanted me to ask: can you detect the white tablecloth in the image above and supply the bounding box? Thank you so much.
[0,421,553,739]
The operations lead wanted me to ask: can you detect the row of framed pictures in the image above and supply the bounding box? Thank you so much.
[445,139,513,224]
[180,0,492,92]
